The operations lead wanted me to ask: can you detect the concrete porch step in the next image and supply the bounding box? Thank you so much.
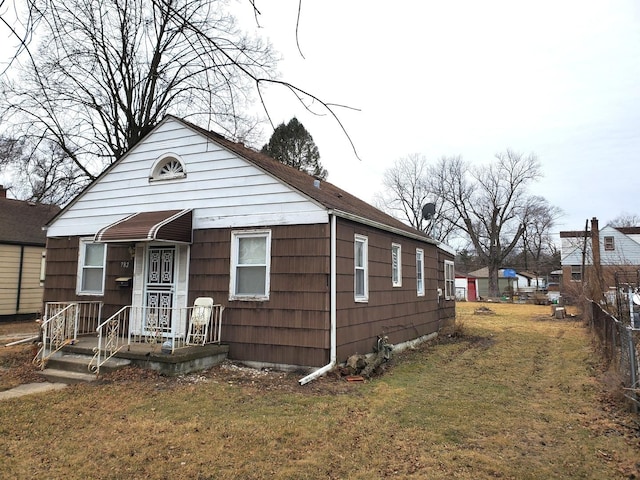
[39,368,97,384]
[39,351,133,383]
[45,351,132,374]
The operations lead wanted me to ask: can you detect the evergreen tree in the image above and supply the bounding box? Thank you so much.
[261,118,328,180]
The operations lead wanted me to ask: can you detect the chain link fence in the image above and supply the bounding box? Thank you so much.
[586,300,639,413]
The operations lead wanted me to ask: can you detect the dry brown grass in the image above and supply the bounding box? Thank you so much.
[1,303,639,479]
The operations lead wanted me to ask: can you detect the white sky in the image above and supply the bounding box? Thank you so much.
[1,0,639,237]
[234,0,640,233]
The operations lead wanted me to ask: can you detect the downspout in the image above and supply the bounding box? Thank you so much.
[299,213,337,385]
[16,245,25,314]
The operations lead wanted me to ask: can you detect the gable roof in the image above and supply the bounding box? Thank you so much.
[176,116,434,243]
[50,115,444,248]
[0,197,60,246]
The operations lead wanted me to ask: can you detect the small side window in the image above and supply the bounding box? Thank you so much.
[571,265,582,282]
[354,235,369,302]
[391,243,402,287]
[416,249,425,297]
[444,260,455,300]
[604,236,615,251]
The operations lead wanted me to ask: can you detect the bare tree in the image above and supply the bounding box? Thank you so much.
[608,212,640,228]
[520,195,562,276]
[374,154,458,243]
[430,150,549,297]
[2,0,278,199]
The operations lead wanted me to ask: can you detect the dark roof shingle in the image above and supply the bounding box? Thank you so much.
[0,198,60,245]
[179,117,431,242]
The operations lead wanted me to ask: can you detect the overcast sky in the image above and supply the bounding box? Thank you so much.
[1,1,638,236]
[234,0,640,233]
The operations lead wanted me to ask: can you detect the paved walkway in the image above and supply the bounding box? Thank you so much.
[0,382,67,400]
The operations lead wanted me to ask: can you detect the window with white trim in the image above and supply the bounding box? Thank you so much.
[230,230,271,300]
[77,239,106,295]
[391,243,402,287]
[416,248,425,296]
[354,234,369,302]
[604,236,615,251]
[444,260,455,299]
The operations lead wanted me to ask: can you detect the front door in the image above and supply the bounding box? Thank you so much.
[144,246,176,336]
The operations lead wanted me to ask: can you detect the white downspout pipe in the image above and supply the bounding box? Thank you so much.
[299,213,337,385]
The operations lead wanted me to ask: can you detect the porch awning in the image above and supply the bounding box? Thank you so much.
[94,209,192,243]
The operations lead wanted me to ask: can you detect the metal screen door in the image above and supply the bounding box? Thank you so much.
[144,246,176,335]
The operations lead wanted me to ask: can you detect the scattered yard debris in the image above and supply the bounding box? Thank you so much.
[474,306,495,315]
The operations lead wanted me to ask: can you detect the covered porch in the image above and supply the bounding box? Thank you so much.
[35,300,226,376]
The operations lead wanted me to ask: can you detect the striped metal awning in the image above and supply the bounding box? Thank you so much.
[94,209,192,243]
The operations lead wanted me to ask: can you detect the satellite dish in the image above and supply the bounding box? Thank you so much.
[633,293,640,306]
[422,203,436,220]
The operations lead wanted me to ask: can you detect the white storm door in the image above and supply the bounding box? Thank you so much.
[144,246,176,336]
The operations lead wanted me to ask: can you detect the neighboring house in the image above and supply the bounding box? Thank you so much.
[0,187,60,321]
[466,267,518,299]
[44,116,455,374]
[455,271,478,301]
[515,271,547,291]
[560,217,640,299]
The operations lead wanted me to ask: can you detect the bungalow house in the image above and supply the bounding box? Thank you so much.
[560,217,640,301]
[0,187,59,321]
[43,116,455,379]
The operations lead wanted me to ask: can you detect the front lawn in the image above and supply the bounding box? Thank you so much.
[1,303,638,479]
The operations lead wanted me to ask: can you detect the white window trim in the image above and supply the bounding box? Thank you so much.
[391,243,402,287]
[76,238,107,296]
[354,234,369,302]
[444,260,455,300]
[416,248,425,297]
[604,236,615,251]
[229,229,271,301]
[149,152,187,182]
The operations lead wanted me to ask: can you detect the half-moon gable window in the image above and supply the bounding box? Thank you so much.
[150,154,186,181]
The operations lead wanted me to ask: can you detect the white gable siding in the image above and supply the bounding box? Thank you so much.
[561,236,591,266]
[560,226,640,268]
[47,119,328,237]
[600,226,640,265]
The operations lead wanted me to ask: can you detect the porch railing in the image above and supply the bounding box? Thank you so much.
[34,301,103,368]
[90,304,224,375]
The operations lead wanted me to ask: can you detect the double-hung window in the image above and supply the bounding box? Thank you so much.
[444,260,455,299]
[230,230,271,300]
[77,239,106,295]
[416,248,425,296]
[604,236,615,251]
[354,235,369,302]
[570,265,582,282]
[391,243,402,287]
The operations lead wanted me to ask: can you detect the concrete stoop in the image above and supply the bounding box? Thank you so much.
[39,351,132,384]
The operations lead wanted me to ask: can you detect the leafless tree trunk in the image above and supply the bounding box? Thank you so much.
[520,196,562,281]
[430,150,547,297]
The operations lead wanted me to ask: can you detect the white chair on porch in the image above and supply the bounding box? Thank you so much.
[186,297,214,346]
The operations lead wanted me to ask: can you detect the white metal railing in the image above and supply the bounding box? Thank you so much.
[90,304,224,375]
[35,301,103,368]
